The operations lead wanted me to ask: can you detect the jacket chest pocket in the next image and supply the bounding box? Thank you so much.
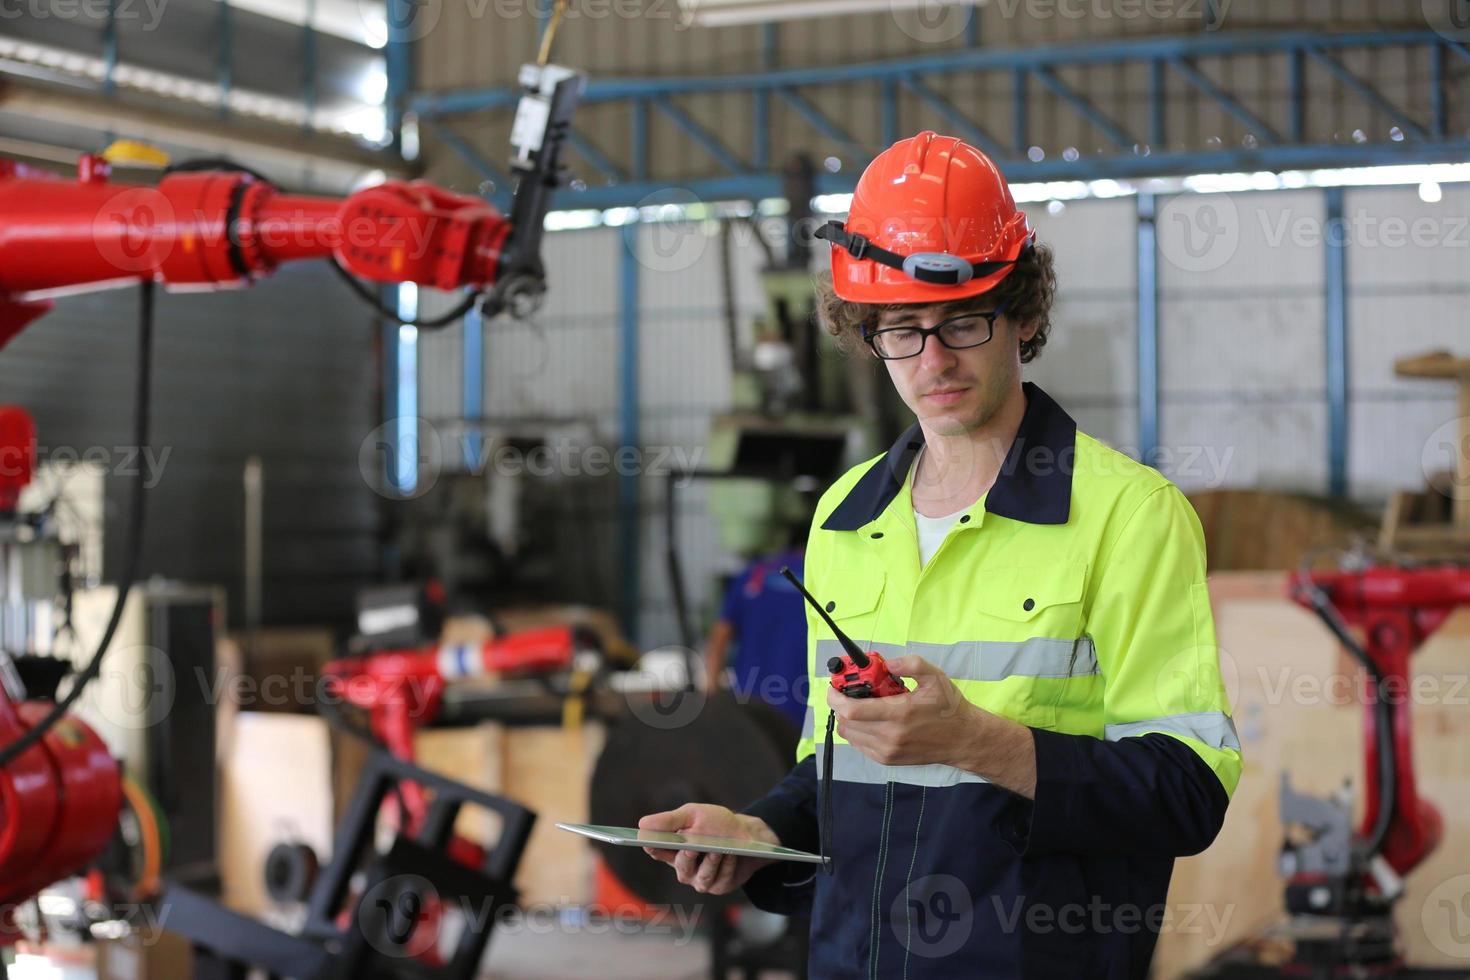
[930,562,1091,730]
[968,561,1088,644]
[818,570,886,642]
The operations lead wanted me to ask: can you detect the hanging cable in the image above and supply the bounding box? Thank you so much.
[0,280,154,769]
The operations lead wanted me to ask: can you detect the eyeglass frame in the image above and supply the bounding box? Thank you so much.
[861,299,1011,360]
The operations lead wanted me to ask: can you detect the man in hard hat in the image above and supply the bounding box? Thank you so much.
[641,131,1240,978]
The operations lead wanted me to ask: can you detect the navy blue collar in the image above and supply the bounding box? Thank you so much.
[821,381,1077,531]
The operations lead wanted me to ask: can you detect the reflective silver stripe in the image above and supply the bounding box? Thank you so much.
[815,741,990,788]
[800,707,814,741]
[1105,712,1241,752]
[815,636,1097,683]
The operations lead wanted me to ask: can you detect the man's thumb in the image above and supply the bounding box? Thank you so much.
[639,803,696,831]
[887,654,937,679]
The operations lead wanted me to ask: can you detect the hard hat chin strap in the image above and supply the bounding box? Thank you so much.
[816,219,1029,287]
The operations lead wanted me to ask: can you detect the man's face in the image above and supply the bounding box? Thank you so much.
[873,297,1032,436]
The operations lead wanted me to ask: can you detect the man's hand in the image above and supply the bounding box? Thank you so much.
[827,654,1037,798]
[638,803,780,895]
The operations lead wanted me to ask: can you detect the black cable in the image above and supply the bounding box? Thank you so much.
[1293,571,1397,860]
[0,280,153,769]
[327,258,481,330]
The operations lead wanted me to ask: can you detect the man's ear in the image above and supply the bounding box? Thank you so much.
[1014,316,1040,344]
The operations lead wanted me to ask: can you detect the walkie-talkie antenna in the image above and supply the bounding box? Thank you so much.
[779,566,870,668]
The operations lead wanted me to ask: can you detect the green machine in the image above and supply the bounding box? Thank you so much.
[665,156,879,646]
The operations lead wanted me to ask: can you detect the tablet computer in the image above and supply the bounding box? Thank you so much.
[555,822,824,864]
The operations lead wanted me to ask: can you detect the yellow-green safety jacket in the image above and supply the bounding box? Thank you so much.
[743,381,1241,979]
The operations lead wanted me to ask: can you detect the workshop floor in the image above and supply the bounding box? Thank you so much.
[483,926,712,979]
[484,922,805,978]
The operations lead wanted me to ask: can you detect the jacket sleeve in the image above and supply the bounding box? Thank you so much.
[740,755,818,914]
[998,483,1242,859]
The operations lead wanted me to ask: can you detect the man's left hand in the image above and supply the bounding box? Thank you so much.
[825,654,982,768]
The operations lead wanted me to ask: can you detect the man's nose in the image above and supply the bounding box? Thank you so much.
[918,331,957,373]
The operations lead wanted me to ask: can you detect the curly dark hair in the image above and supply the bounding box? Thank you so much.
[814,242,1058,363]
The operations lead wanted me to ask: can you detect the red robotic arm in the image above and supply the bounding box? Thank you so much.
[0,156,509,348]
[0,61,587,944]
[0,60,586,348]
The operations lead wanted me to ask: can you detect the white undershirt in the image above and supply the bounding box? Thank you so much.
[911,446,979,567]
[915,507,969,567]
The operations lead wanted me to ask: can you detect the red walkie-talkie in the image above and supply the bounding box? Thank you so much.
[780,567,906,698]
[779,566,906,877]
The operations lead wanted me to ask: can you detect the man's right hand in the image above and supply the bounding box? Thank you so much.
[638,803,779,895]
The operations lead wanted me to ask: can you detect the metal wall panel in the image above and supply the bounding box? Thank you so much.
[1345,184,1470,502]
[1159,188,1328,494]
[1023,197,1139,450]
[0,265,382,627]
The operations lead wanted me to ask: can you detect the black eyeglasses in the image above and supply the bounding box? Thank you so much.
[862,301,1010,360]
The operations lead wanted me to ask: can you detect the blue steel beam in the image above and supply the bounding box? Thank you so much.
[1032,66,1133,150]
[1136,193,1160,466]
[103,0,118,94]
[1012,67,1027,154]
[1288,47,1304,142]
[880,77,898,148]
[567,130,626,183]
[1167,56,1281,143]
[413,31,1443,117]
[302,0,318,132]
[1304,46,1429,141]
[652,95,750,173]
[899,74,1009,159]
[462,305,484,471]
[754,23,777,170]
[420,117,511,194]
[547,138,1470,211]
[775,87,865,157]
[217,0,232,118]
[385,0,415,151]
[1324,185,1348,498]
[1148,58,1164,147]
[618,221,641,641]
[1430,42,1446,140]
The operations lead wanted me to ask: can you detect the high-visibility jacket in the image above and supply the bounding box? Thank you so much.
[743,381,1241,979]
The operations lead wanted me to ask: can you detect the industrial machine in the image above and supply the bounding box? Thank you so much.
[0,53,588,974]
[1198,553,1470,978]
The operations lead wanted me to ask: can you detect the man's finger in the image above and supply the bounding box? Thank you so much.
[644,846,677,864]
[673,848,699,882]
[828,687,902,722]
[639,803,695,833]
[887,654,941,679]
[693,852,724,892]
[711,854,740,894]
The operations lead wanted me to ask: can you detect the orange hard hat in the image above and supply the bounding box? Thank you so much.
[817,131,1034,305]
